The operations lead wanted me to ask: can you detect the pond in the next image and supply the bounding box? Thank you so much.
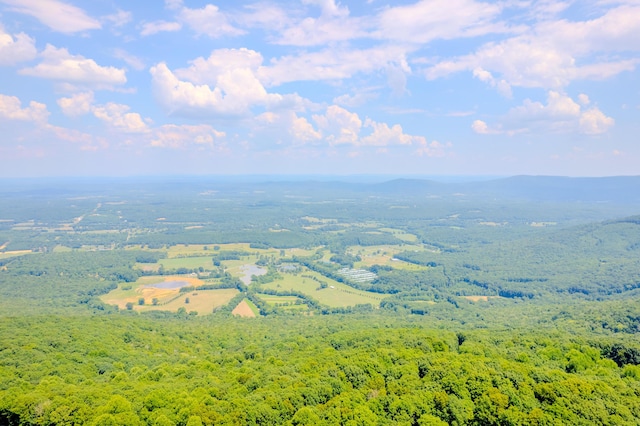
[240,264,267,285]
[143,280,191,290]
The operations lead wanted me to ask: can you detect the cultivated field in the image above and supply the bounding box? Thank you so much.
[232,299,257,317]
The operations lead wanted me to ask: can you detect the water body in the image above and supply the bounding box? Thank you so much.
[144,280,191,290]
[240,264,267,285]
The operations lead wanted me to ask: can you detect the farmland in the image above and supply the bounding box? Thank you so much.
[2,176,640,424]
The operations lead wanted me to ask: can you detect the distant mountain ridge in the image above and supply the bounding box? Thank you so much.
[1,175,639,204]
[368,175,640,204]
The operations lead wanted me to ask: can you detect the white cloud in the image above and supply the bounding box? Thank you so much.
[20,45,127,89]
[425,4,640,90]
[165,0,182,10]
[415,140,451,157]
[151,49,311,118]
[260,45,410,86]
[235,3,290,31]
[0,0,100,33]
[0,94,48,122]
[361,119,424,146]
[472,67,512,98]
[473,91,615,135]
[313,105,362,145]
[151,62,249,117]
[376,0,504,44]
[57,92,94,117]
[140,20,181,36]
[0,27,37,66]
[578,94,590,106]
[113,49,145,71]
[178,4,244,38]
[471,119,491,134]
[275,0,365,46]
[151,124,225,148]
[311,105,429,148]
[176,48,264,86]
[92,102,150,133]
[103,9,132,28]
[579,108,615,135]
[333,91,379,108]
[256,111,322,145]
[46,124,106,151]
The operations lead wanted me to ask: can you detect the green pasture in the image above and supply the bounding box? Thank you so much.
[159,256,213,270]
[260,270,386,307]
[256,294,302,305]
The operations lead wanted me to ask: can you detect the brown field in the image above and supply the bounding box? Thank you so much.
[145,289,238,314]
[101,275,204,310]
[232,299,256,317]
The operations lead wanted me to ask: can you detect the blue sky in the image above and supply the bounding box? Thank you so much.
[0,0,639,177]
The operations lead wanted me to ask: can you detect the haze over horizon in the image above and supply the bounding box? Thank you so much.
[1,0,639,178]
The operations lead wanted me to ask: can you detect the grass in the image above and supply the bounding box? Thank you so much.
[159,256,213,270]
[260,270,387,307]
[256,294,301,305]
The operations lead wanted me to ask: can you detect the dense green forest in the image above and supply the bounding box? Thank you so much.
[1,176,640,425]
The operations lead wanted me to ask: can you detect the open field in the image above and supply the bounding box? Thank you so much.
[257,294,301,305]
[232,299,257,317]
[378,227,420,242]
[159,256,213,270]
[350,245,430,271]
[256,294,309,311]
[143,289,238,315]
[101,275,204,309]
[261,270,386,307]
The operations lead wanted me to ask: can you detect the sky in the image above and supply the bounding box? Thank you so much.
[0,0,639,177]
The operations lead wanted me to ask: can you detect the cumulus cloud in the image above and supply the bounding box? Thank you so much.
[0,27,37,66]
[0,94,48,123]
[0,0,101,33]
[360,119,422,146]
[20,45,127,89]
[579,108,615,135]
[472,91,615,135]
[92,102,150,133]
[425,4,640,90]
[313,105,362,145]
[256,111,322,145]
[57,92,94,117]
[150,49,310,118]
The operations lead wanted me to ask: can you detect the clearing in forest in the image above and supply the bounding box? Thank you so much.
[261,270,386,307]
[232,299,257,317]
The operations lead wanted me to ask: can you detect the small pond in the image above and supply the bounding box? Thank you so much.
[240,264,267,285]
